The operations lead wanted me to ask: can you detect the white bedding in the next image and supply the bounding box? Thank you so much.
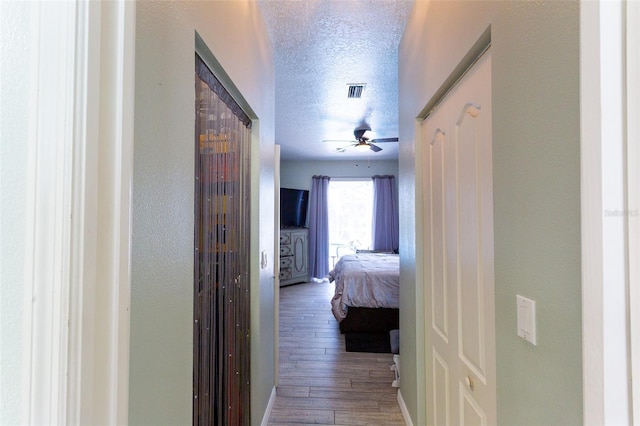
[328,252,400,322]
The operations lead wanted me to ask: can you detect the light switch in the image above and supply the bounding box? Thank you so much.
[516,295,537,345]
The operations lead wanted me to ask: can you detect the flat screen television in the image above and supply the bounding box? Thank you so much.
[280,187,309,228]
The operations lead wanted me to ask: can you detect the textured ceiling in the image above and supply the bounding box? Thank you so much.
[258,0,414,160]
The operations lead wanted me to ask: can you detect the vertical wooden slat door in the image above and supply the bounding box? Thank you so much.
[194,54,251,426]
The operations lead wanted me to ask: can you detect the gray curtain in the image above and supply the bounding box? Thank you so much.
[308,175,330,278]
[372,175,399,252]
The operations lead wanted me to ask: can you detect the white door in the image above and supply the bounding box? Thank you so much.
[422,50,495,425]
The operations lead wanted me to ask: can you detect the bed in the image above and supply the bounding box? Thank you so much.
[328,252,400,335]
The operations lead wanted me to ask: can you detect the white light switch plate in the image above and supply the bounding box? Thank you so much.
[516,295,537,345]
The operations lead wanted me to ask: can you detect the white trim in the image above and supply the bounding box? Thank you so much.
[581,1,631,424]
[397,389,413,426]
[627,1,640,422]
[21,1,135,424]
[274,144,281,386]
[22,1,77,423]
[260,387,277,426]
[66,1,100,422]
[112,3,136,423]
[580,1,604,421]
[69,0,135,423]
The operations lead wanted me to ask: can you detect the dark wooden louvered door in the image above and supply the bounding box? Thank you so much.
[194,54,251,426]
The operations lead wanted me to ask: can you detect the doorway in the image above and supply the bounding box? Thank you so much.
[194,54,252,426]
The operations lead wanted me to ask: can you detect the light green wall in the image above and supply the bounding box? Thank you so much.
[399,1,582,425]
[131,2,275,425]
[280,159,399,191]
[492,3,581,423]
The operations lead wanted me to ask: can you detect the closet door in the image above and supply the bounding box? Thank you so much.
[194,54,252,426]
[422,50,495,425]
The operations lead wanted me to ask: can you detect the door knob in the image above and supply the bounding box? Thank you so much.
[465,376,475,391]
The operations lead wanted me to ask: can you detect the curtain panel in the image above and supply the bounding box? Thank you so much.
[308,175,330,279]
[372,175,399,252]
[194,54,251,426]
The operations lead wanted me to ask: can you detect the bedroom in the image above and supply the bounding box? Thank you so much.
[279,159,401,336]
[276,157,403,423]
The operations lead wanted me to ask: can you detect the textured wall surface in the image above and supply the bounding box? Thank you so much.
[399,1,582,425]
[0,2,31,424]
[131,2,275,424]
[491,3,582,424]
[280,159,399,191]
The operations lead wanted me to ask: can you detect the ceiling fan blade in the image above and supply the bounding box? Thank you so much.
[370,137,398,143]
[369,143,383,152]
[336,143,356,152]
[323,139,356,143]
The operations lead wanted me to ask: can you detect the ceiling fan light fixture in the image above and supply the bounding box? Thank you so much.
[355,141,370,151]
[323,126,395,154]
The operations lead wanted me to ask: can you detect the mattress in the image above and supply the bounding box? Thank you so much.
[328,252,400,322]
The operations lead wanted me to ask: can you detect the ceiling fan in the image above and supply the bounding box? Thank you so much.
[324,127,399,153]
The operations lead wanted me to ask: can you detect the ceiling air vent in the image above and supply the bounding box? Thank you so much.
[347,84,365,98]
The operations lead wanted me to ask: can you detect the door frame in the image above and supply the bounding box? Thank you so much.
[580,0,635,423]
[627,2,640,420]
[274,144,281,387]
[19,0,135,423]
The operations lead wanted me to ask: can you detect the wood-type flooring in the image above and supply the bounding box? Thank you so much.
[268,280,405,425]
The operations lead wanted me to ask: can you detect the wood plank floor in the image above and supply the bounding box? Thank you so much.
[268,280,405,425]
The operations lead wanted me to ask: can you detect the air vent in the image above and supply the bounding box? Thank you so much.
[347,84,365,98]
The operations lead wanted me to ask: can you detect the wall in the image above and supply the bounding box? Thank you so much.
[280,159,399,191]
[132,2,275,425]
[399,1,582,425]
[0,2,31,424]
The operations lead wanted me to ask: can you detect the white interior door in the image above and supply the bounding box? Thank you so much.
[423,50,495,425]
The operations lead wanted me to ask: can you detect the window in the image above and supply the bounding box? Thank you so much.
[328,179,373,266]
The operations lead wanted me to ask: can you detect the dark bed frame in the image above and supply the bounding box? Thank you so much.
[338,307,399,334]
[333,250,400,348]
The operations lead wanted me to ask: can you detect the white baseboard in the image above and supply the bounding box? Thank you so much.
[261,386,277,426]
[397,389,413,426]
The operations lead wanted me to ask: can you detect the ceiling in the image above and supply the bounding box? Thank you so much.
[258,0,414,161]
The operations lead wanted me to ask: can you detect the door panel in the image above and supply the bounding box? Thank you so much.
[457,103,487,381]
[460,384,487,426]
[433,349,451,426]
[430,129,449,342]
[423,49,494,425]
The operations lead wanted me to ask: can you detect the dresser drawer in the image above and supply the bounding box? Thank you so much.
[279,268,292,280]
[280,232,291,245]
[280,245,292,256]
[280,256,293,268]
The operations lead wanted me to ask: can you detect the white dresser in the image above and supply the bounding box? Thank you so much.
[279,228,308,286]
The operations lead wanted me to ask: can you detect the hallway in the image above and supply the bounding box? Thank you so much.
[268,281,405,425]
